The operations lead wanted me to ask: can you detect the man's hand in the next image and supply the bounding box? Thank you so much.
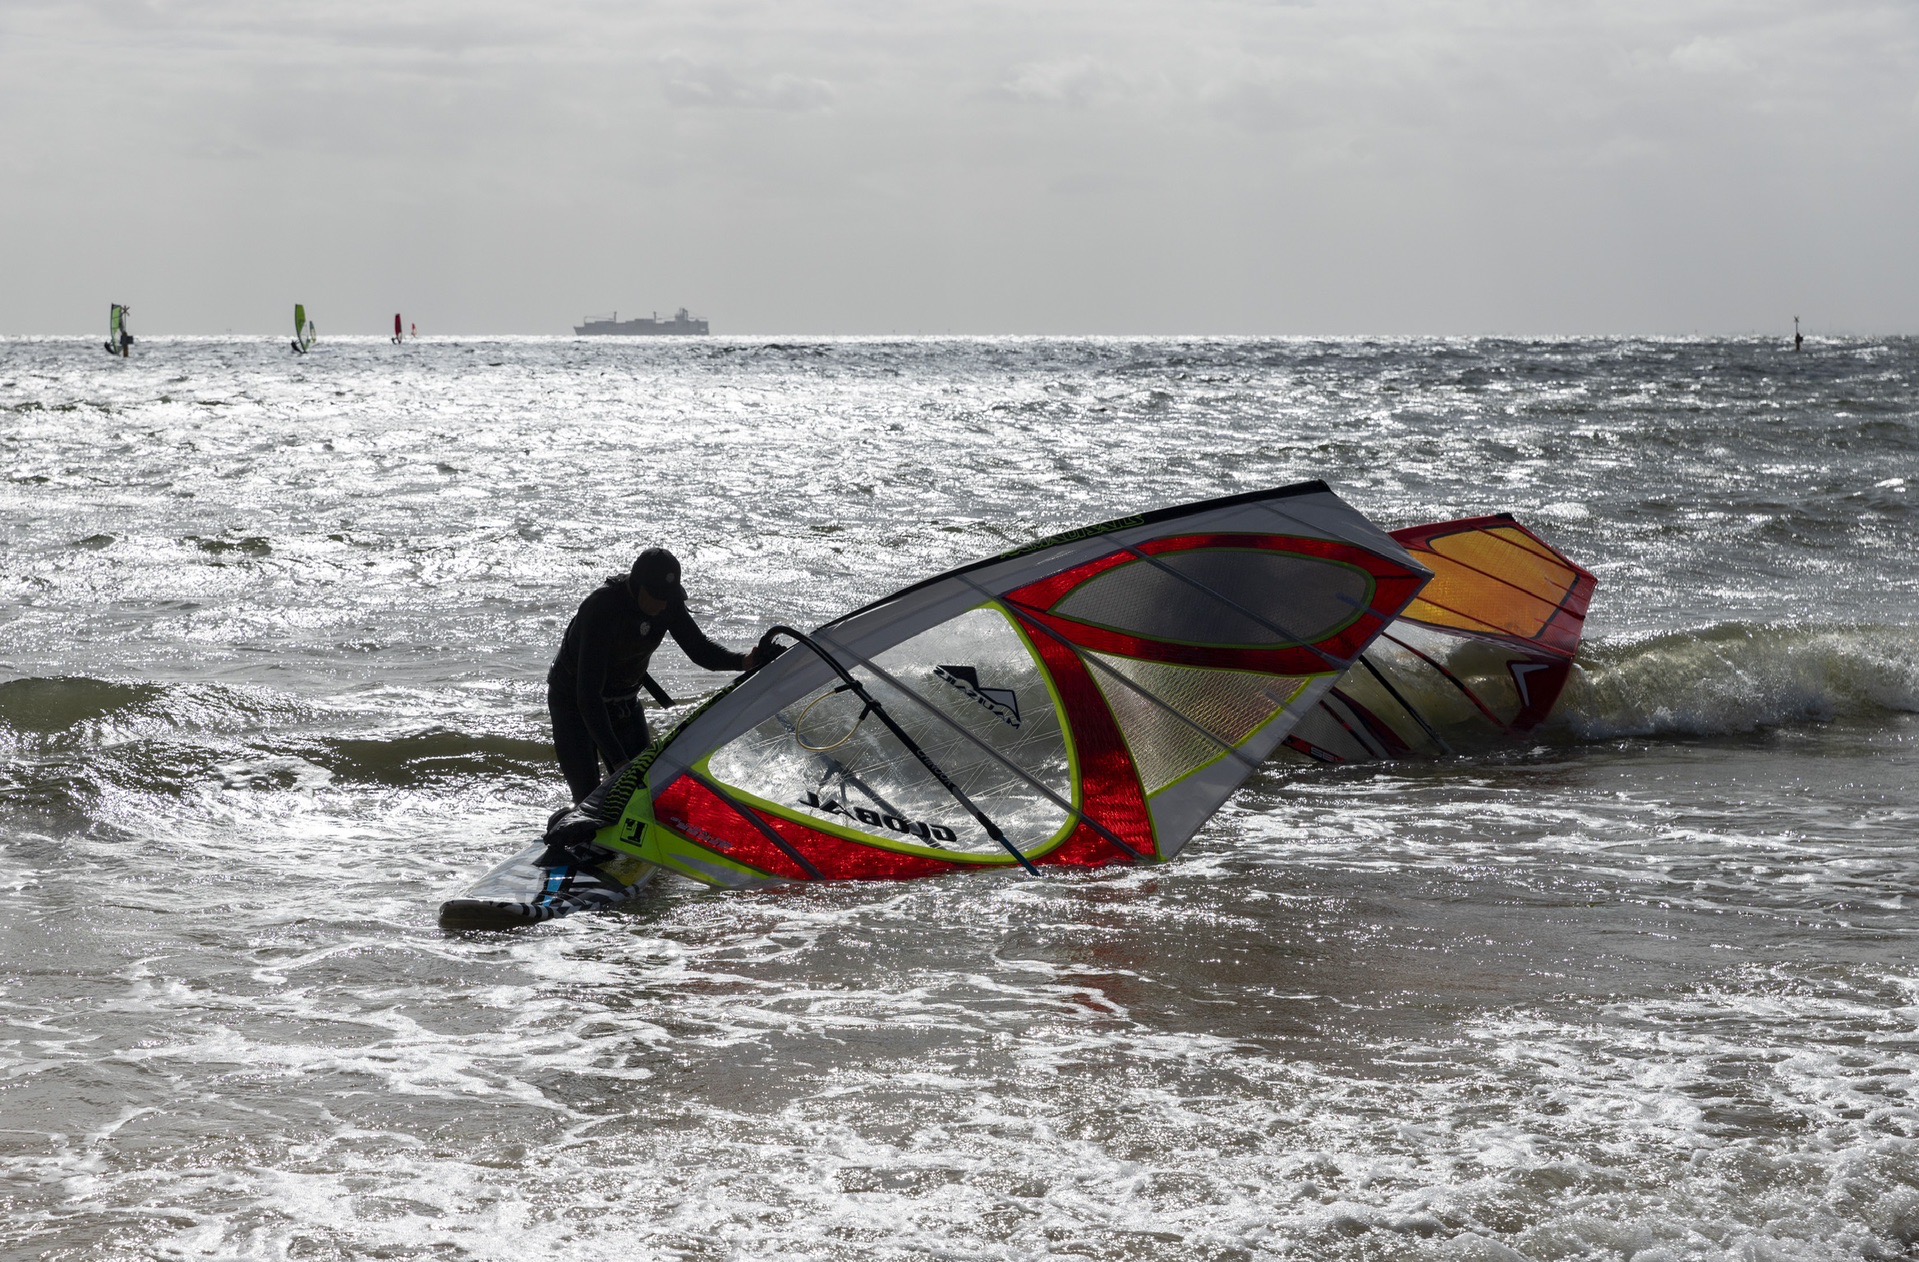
[742,636,788,674]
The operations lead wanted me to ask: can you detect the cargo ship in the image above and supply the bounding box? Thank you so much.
[574,308,710,336]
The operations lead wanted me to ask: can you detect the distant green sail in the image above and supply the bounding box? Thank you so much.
[291,303,315,353]
[105,304,128,357]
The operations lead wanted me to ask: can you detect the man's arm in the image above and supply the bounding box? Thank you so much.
[666,605,749,673]
[572,595,635,765]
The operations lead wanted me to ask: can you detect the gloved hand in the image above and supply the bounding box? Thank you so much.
[744,633,789,674]
[540,806,613,866]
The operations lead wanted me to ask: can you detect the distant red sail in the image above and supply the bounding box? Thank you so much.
[394,313,402,340]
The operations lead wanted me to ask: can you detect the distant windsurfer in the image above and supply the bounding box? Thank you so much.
[1794,316,1803,353]
[106,304,133,357]
[548,547,767,803]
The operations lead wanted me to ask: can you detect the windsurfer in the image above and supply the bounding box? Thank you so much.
[547,547,767,803]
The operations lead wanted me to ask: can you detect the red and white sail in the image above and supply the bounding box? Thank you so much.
[581,481,1431,888]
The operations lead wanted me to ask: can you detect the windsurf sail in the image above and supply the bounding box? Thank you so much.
[104,304,129,357]
[1280,515,1597,765]
[393,313,403,344]
[291,304,315,354]
[536,481,1430,893]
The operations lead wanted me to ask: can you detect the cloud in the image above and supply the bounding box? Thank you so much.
[1200,74,1315,134]
[995,56,1119,106]
[658,53,837,112]
[1668,36,1749,74]
[1,0,1915,333]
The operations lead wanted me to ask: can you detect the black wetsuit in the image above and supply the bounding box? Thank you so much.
[548,576,746,802]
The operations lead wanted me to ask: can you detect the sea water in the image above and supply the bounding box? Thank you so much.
[1,335,1915,1260]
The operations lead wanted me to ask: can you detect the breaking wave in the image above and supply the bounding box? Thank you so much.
[0,675,171,737]
[6,622,1917,821]
[1557,622,1919,739]
[0,676,553,825]
[0,675,300,746]
[306,730,552,786]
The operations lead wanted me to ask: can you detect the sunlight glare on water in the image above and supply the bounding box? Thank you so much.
[2,335,1916,1259]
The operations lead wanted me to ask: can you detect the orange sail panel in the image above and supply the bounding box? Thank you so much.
[1393,517,1593,658]
[1281,515,1596,765]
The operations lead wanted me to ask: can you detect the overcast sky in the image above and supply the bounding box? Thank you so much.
[3,0,1914,335]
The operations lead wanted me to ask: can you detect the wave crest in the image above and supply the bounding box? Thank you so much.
[0,676,168,736]
[1557,622,1919,739]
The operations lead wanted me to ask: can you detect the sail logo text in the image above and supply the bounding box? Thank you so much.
[934,664,1022,728]
[800,791,958,846]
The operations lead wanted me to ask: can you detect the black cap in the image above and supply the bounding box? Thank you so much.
[629,547,686,604]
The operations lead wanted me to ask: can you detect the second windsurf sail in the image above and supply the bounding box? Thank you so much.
[1280,515,1598,764]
